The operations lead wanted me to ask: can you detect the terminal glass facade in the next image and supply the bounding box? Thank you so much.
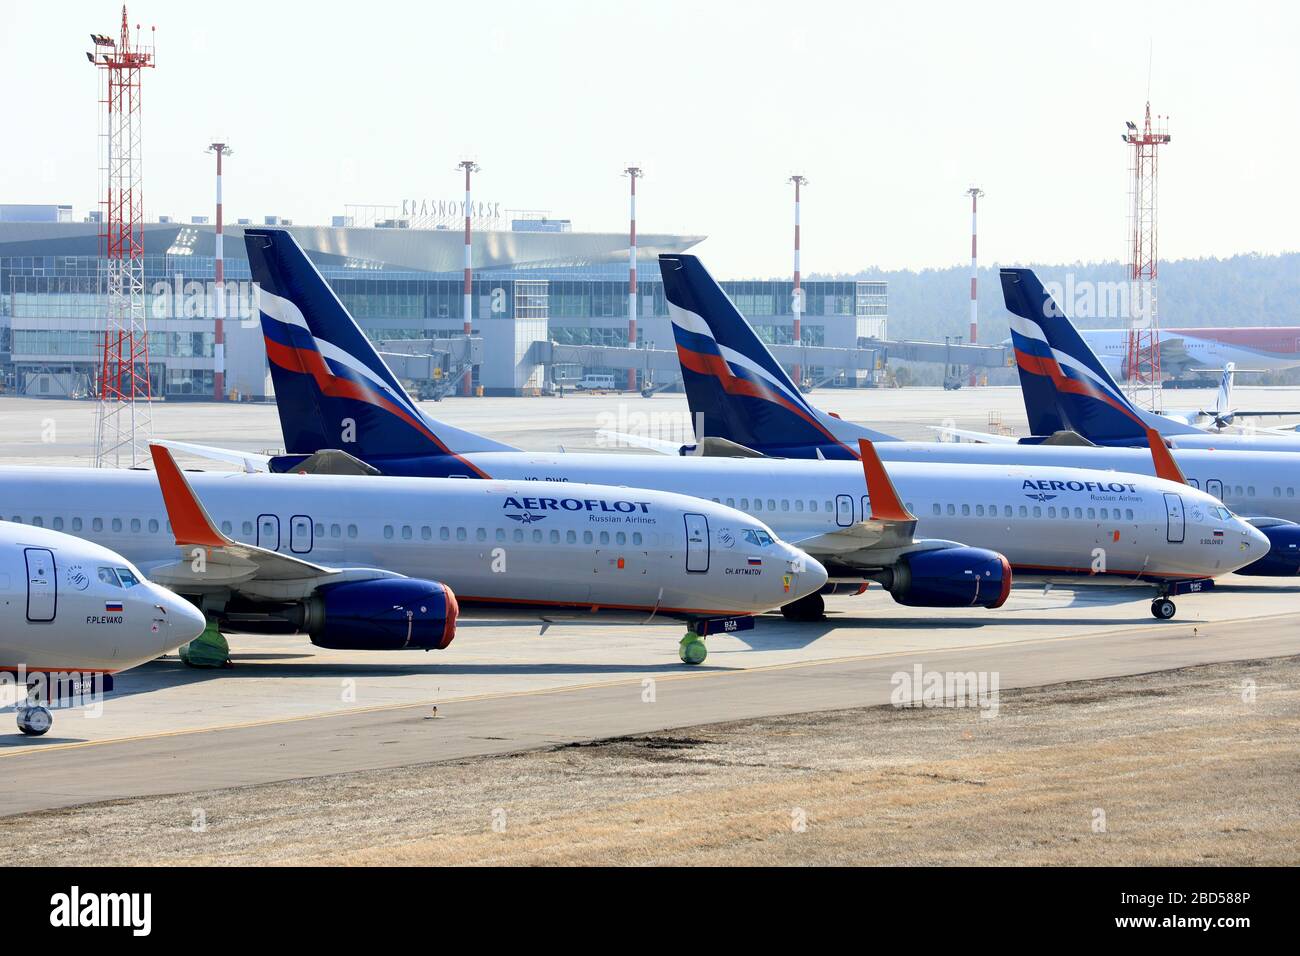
[0,250,886,396]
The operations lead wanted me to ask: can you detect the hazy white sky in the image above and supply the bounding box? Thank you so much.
[3,0,1297,277]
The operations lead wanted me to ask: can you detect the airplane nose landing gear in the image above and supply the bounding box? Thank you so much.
[680,615,754,664]
[16,678,52,736]
[1151,597,1177,620]
[17,705,52,737]
[678,629,708,665]
[1151,579,1212,620]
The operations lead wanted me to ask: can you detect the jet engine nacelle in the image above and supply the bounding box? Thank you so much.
[885,547,1012,609]
[1235,521,1300,577]
[301,579,459,650]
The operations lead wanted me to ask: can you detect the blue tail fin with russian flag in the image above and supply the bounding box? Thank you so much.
[1000,268,1200,443]
[246,229,515,471]
[659,254,894,459]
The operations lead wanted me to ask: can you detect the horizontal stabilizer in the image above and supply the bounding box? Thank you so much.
[151,439,272,473]
[924,425,1020,445]
[594,430,685,455]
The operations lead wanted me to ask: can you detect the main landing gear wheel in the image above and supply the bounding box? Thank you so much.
[17,705,52,737]
[1151,598,1177,620]
[678,634,708,665]
[781,591,825,622]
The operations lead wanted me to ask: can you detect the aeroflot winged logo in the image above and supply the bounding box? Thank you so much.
[507,511,546,524]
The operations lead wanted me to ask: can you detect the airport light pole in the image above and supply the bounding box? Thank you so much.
[624,165,643,393]
[458,159,479,397]
[208,141,232,401]
[789,175,808,387]
[966,186,984,387]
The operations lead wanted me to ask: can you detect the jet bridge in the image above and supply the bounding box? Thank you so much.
[540,342,884,387]
[372,335,1008,396]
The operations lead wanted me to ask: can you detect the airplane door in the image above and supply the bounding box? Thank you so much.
[1207,478,1224,501]
[25,548,56,623]
[289,515,313,554]
[836,494,854,527]
[1164,493,1186,544]
[684,513,710,572]
[257,514,281,551]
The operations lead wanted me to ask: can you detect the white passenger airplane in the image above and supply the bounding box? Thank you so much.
[638,252,1300,580]
[0,447,828,667]
[1075,328,1300,380]
[168,431,1265,623]
[1162,364,1300,432]
[214,230,1268,623]
[1,520,206,735]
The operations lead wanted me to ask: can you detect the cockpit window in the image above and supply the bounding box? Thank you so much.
[743,529,775,547]
[98,567,122,588]
[1210,506,1233,520]
[116,568,140,588]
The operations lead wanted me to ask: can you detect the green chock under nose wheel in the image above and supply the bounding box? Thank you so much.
[678,631,708,665]
[179,618,232,668]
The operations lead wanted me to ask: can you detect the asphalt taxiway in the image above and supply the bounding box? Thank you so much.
[2,588,1297,817]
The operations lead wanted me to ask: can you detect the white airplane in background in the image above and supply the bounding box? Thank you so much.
[0,446,828,668]
[1162,364,1300,432]
[1,520,206,735]
[1076,327,1300,380]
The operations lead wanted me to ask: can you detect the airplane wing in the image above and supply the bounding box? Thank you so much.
[146,444,404,601]
[792,439,954,567]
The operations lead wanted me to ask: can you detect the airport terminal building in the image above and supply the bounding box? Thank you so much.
[0,206,888,399]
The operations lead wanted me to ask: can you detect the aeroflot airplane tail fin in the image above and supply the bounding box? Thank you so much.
[245,229,516,464]
[659,254,895,459]
[1000,268,1202,442]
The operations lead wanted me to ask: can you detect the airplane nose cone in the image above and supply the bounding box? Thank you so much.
[1245,522,1271,556]
[150,585,207,649]
[785,547,828,599]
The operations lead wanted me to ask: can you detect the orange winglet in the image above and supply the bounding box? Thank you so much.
[149,444,229,548]
[1144,428,1186,485]
[857,439,915,521]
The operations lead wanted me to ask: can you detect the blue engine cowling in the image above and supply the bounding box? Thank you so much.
[305,579,459,650]
[1235,522,1300,577]
[887,547,1012,609]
